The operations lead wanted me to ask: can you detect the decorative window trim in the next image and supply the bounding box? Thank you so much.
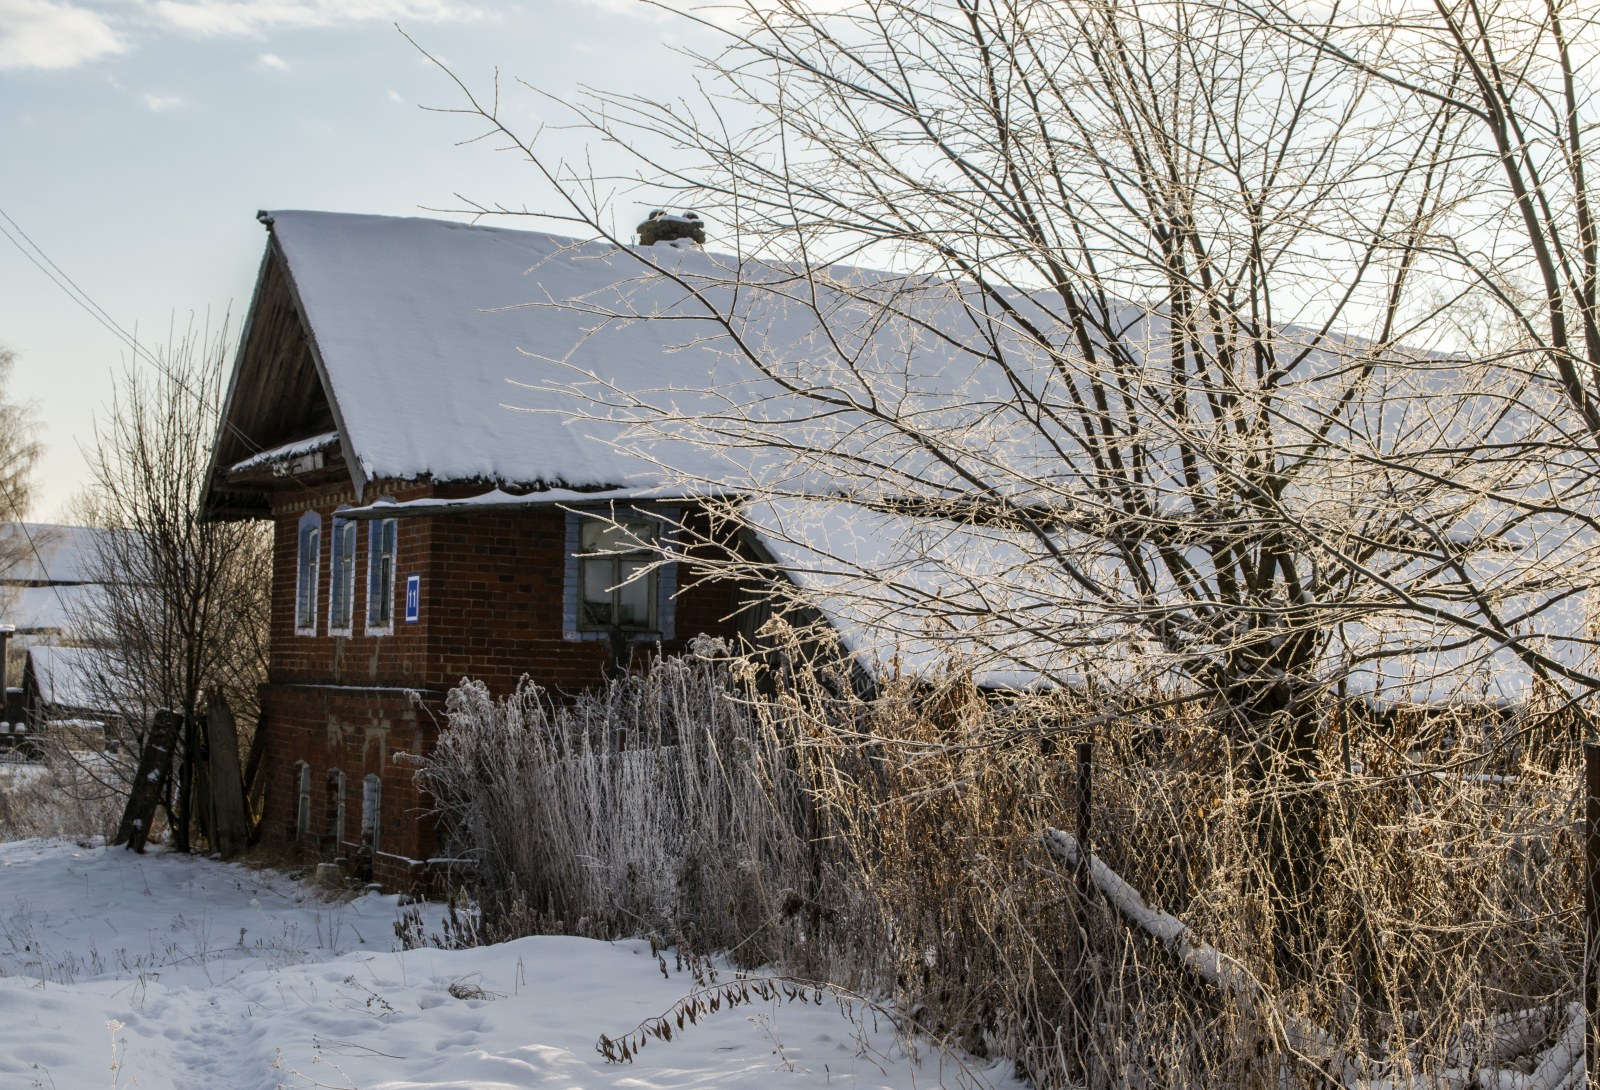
[294,512,322,636]
[327,768,346,849]
[294,760,312,842]
[562,507,678,642]
[328,510,357,636]
[361,773,382,854]
[366,514,398,635]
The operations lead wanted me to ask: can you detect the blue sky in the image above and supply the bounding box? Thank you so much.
[1,0,717,518]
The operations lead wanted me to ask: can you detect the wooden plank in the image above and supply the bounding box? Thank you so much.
[205,691,251,859]
[113,710,180,853]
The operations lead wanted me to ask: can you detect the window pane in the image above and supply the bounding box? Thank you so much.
[581,518,655,553]
[297,526,320,631]
[368,518,396,627]
[580,556,614,626]
[331,519,356,629]
[616,559,652,628]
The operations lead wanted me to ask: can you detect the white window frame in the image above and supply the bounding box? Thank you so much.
[295,512,322,636]
[362,773,382,853]
[366,516,398,634]
[294,760,312,842]
[328,512,357,635]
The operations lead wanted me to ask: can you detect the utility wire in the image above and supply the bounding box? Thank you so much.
[0,203,331,652]
[0,202,322,479]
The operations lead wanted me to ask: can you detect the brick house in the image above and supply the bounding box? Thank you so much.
[201,211,767,888]
[202,209,1075,889]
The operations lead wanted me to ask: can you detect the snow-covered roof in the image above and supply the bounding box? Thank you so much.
[26,645,123,712]
[340,485,735,520]
[258,211,749,490]
[0,584,109,635]
[0,524,134,586]
[229,430,340,473]
[234,212,1598,700]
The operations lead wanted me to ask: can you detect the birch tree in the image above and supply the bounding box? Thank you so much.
[434,0,1600,980]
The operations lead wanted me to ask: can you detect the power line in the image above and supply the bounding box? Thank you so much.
[0,202,321,481]
[0,206,221,420]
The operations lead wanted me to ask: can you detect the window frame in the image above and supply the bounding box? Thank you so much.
[294,511,322,636]
[562,507,679,642]
[361,773,382,854]
[576,516,660,634]
[328,510,357,635]
[327,768,346,849]
[366,516,398,634]
[294,760,312,842]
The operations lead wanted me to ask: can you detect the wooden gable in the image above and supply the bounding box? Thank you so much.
[203,241,352,519]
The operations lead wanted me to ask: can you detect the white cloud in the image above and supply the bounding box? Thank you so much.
[0,0,126,70]
[257,50,287,69]
[148,0,484,38]
[142,90,182,110]
[386,87,402,102]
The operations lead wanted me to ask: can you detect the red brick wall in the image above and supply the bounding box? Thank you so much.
[259,681,443,890]
[259,482,747,885]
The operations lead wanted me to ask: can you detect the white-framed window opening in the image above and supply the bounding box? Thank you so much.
[577,517,659,632]
[361,773,382,853]
[328,513,357,634]
[367,517,397,632]
[294,512,321,635]
[295,760,312,842]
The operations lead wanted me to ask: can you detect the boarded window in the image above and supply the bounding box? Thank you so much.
[295,761,312,842]
[327,768,346,847]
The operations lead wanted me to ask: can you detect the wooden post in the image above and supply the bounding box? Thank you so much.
[113,709,181,852]
[204,692,250,858]
[1073,736,1097,1085]
[1582,743,1599,1084]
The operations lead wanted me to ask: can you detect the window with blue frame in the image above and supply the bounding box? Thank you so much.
[563,510,678,641]
[328,513,357,634]
[367,517,397,632]
[295,512,321,635]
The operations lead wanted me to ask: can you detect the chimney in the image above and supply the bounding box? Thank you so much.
[637,210,705,247]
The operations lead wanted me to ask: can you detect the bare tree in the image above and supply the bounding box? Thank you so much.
[69,324,270,852]
[428,0,1600,981]
[0,344,42,580]
[1245,0,1600,440]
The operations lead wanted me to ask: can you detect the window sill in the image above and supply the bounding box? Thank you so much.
[565,629,663,642]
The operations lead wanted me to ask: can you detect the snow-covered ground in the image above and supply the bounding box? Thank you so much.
[0,839,1021,1090]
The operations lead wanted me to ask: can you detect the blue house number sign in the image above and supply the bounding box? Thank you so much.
[404,574,421,623]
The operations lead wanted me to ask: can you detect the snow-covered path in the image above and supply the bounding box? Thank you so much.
[0,840,1020,1090]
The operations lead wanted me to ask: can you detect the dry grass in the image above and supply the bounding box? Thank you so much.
[420,641,1586,1089]
[0,751,124,843]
